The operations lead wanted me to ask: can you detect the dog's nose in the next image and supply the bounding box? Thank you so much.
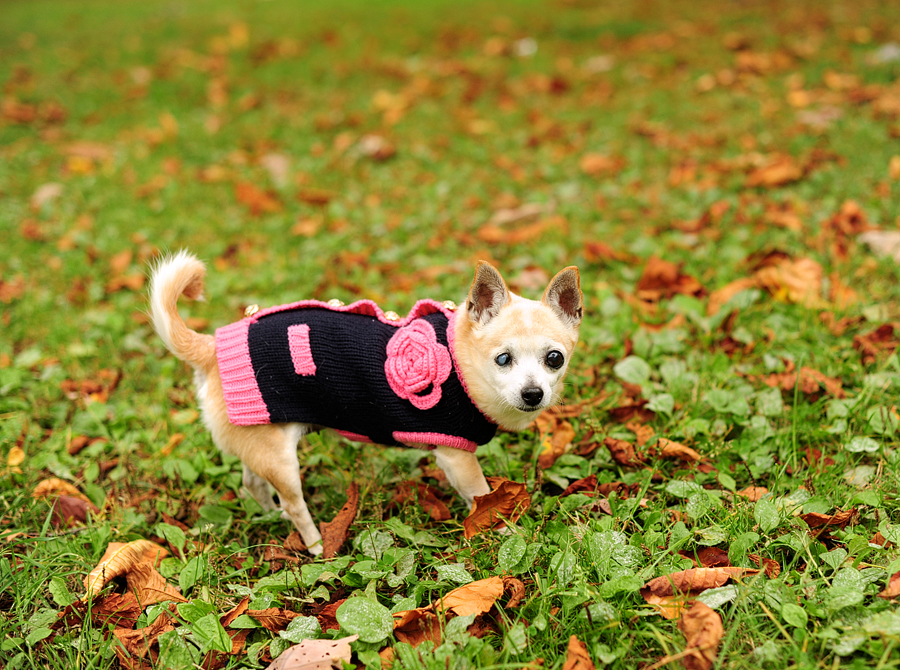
[521,387,544,407]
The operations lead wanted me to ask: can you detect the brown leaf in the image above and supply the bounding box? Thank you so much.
[84,540,169,596]
[560,475,599,498]
[745,154,804,187]
[52,495,99,528]
[657,438,701,463]
[315,598,345,632]
[878,571,900,599]
[297,188,335,206]
[319,482,359,558]
[502,576,526,608]
[854,324,900,365]
[800,509,857,529]
[536,416,576,470]
[221,596,250,628]
[679,547,731,568]
[113,610,175,664]
[0,276,26,303]
[478,216,566,246]
[91,592,142,630]
[643,567,761,598]
[678,602,723,670]
[32,477,93,505]
[463,479,530,539]
[603,437,643,467]
[763,366,844,399]
[753,256,823,307]
[562,635,596,670]
[735,486,769,502]
[234,181,282,215]
[748,554,781,579]
[125,561,187,606]
[579,153,625,177]
[392,607,442,647]
[706,277,759,315]
[391,481,451,522]
[635,257,705,303]
[264,635,358,670]
[437,576,505,616]
[247,608,301,632]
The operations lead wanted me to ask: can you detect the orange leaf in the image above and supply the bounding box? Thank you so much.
[536,416,576,469]
[436,576,505,616]
[745,154,804,187]
[319,482,359,558]
[32,477,93,505]
[878,571,900,599]
[735,486,768,502]
[392,481,451,522]
[392,607,442,647]
[234,181,282,215]
[635,257,705,303]
[753,256,823,307]
[678,602,724,670]
[247,608,302,632]
[657,438,701,463]
[125,561,187,606]
[603,437,643,467]
[800,509,857,529]
[643,567,760,598]
[748,554,781,579]
[462,479,530,539]
[562,635,596,670]
[84,540,169,596]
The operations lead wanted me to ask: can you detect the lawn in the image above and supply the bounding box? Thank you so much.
[3,0,900,668]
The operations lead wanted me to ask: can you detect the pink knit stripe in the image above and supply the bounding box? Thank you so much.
[393,431,477,453]
[215,320,270,425]
[287,324,316,376]
[336,430,373,443]
[249,298,455,328]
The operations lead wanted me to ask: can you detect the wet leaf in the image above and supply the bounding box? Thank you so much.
[643,567,761,597]
[336,598,392,643]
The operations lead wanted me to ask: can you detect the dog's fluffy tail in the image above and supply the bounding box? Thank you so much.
[149,251,217,370]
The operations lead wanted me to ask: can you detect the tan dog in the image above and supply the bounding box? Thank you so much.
[150,252,582,554]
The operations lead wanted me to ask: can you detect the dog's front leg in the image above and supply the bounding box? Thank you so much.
[433,445,491,509]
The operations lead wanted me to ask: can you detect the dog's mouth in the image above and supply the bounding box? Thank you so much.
[516,404,545,413]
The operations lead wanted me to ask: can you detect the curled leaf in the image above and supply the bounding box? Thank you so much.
[319,482,359,558]
[463,479,530,539]
[678,602,724,670]
[84,540,169,596]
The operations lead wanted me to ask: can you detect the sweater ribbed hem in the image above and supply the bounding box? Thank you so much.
[216,319,270,425]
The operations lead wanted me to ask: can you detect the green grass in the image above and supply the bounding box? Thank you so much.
[3,0,900,667]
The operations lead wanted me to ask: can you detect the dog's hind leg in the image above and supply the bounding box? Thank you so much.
[242,466,277,512]
[245,423,323,555]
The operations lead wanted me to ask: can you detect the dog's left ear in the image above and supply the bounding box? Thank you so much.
[542,266,583,327]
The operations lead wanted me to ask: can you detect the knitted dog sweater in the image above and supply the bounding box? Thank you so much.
[214,299,497,452]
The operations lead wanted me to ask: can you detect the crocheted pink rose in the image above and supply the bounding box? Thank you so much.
[384,320,452,410]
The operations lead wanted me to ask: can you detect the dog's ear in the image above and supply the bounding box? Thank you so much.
[542,266,583,327]
[466,261,510,326]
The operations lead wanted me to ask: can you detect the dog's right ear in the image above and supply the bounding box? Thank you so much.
[466,261,510,326]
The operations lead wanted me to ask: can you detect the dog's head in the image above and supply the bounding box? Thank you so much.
[453,262,583,431]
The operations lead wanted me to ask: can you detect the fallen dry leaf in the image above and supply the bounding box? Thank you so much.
[644,567,761,598]
[32,477,93,505]
[247,608,302,632]
[753,256,823,307]
[854,323,900,365]
[878,571,900,599]
[745,154,804,187]
[579,152,625,177]
[748,554,781,579]
[535,415,576,469]
[125,561,187,606]
[84,540,169,596]
[761,364,845,399]
[679,547,731,568]
[706,277,759,315]
[502,576,526,608]
[234,180,282,215]
[604,437,643,467]
[51,495,99,528]
[635,257,705,303]
[265,634,358,670]
[437,576,505,617]
[657,438,702,463]
[562,635,596,670]
[463,478,530,539]
[319,482,359,558]
[735,486,769,502]
[391,481,450,522]
[393,607,442,647]
[113,609,175,666]
[678,602,723,670]
[800,508,857,530]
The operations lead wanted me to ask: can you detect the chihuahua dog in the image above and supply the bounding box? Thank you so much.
[150,252,582,554]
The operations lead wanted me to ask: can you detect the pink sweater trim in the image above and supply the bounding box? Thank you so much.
[336,430,373,443]
[393,431,478,453]
[216,319,270,425]
[249,298,454,328]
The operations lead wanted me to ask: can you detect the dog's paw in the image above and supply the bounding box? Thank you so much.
[307,542,324,556]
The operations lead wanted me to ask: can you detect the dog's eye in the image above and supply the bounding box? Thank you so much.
[495,353,511,367]
[546,350,564,369]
